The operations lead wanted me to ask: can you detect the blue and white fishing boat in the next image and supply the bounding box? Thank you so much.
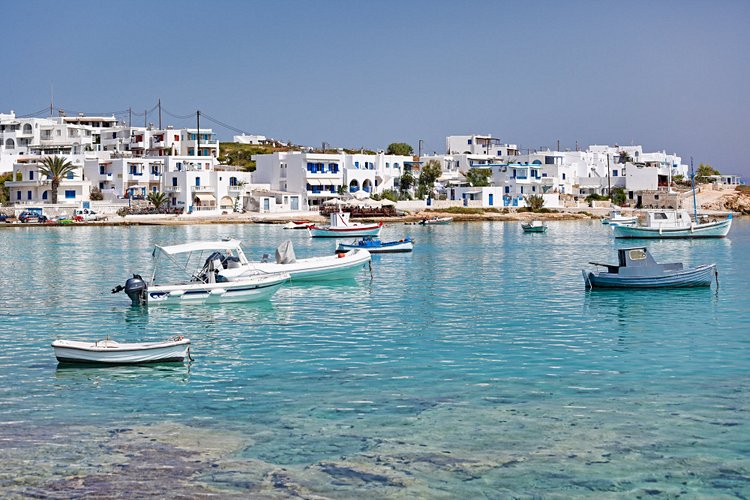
[336,236,414,254]
[582,247,717,289]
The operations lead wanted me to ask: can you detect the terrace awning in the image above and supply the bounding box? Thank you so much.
[194,194,216,203]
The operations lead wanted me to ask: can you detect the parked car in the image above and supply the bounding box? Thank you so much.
[73,208,103,221]
[19,211,47,223]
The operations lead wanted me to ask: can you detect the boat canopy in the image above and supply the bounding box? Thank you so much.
[155,239,243,256]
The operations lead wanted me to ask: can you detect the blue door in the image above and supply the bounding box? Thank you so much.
[488,193,494,206]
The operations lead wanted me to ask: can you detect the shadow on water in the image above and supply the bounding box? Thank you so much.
[55,362,191,384]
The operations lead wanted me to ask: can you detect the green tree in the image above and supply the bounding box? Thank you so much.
[695,163,720,183]
[386,142,413,156]
[524,194,545,212]
[89,186,104,201]
[39,156,77,205]
[464,168,491,187]
[399,170,415,194]
[610,187,626,206]
[146,191,168,210]
[418,160,442,199]
[0,172,12,205]
[617,150,632,164]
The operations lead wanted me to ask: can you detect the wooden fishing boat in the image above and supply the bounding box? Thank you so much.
[308,211,382,237]
[52,337,191,364]
[521,220,547,233]
[336,236,414,254]
[582,247,717,289]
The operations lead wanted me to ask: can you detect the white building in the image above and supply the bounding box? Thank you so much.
[254,151,412,208]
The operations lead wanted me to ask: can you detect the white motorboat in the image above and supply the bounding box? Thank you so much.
[308,211,382,238]
[112,240,290,306]
[217,240,371,281]
[602,209,638,226]
[613,210,732,239]
[52,337,191,364]
[418,216,453,225]
[283,220,311,229]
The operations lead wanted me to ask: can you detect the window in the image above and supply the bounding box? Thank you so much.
[562,173,566,180]
[172,177,177,187]
[354,161,359,169]
[229,177,238,187]
[16,191,20,200]
[195,177,200,186]
[99,183,104,190]
[29,171,34,181]
[612,169,618,177]
[43,191,48,200]
[629,249,647,260]
[67,172,74,180]
[65,190,76,199]
[467,139,472,145]
[27,190,32,200]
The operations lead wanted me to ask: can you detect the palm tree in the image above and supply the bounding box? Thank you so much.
[39,156,76,204]
[146,191,168,210]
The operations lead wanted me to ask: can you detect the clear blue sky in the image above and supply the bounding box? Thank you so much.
[4,0,749,177]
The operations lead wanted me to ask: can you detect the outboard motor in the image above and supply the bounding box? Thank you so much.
[124,274,148,305]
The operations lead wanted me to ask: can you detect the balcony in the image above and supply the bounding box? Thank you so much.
[191,185,213,192]
[166,186,182,192]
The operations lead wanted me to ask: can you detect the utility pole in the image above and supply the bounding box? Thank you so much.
[144,110,147,129]
[418,139,423,158]
[49,83,54,117]
[158,98,162,129]
[196,110,201,157]
[128,108,132,127]
[606,153,611,199]
[557,139,560,151]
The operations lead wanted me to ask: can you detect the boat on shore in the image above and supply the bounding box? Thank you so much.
[613,210,732,238]
[521,220,547,233]
[218,240,371,281]
[418,216,452,225]
[112,240,289,306]
[602,209,638,226]
[336,236,414,254]
[52,337,191,364]
[308,211,382,237]
[583,247,717,289]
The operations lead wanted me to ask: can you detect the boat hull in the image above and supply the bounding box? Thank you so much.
[52,339,191,364]
[613,218,732,238]
[419,217,452,225]
[336,241,413,253]
[221,250,372,281]
[143,274,288,305]
[308,223,382,238]
[583,264,716,289]
[522,224,547,233]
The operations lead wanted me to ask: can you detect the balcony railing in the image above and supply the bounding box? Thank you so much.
[191,185,213,192]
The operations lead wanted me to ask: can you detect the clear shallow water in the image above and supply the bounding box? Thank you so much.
[0,220,748,497]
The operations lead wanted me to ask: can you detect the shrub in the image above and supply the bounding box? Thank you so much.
[90,187,104,201]
[524,194,545,212]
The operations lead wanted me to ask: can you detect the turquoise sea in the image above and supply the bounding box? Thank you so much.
[0,219,748,497]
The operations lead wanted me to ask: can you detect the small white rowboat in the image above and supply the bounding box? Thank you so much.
[52,337,191,364]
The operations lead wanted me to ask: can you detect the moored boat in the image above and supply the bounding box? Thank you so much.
[418,216,452,225]
[52,337,191,364]
[612,210,732,238]
[602,209,638,226]
[219,240,372,281]
[582,247,717,289]
[521,220,547,233]
[111,240,289,306]
[283,220,311,229]
[308,211,382,237]
[336,236,414,254]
